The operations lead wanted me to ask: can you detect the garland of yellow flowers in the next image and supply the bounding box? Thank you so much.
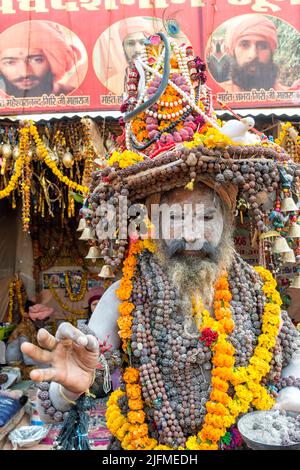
[106,244,281,450]
[65,272,88,302]
[19,126,32,231]
[0,153,23,199]
[7,279,25,322]
[108,150,144,169]
[49,283,87,317]
[1,123,89,203]
[7,281,15,323]
[15,279,25,318]
[28,123,89,194]
[275,121,292,146]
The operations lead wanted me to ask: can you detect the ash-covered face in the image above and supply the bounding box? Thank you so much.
[160,184,224,261]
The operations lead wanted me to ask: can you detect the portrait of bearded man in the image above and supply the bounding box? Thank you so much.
[218,14,299,93]
[0,20,87,98]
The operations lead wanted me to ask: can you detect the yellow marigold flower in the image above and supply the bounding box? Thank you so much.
[154,445,173,450]
[235,385,253,402]
[185,436,199,450]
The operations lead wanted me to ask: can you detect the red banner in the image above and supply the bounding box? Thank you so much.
[0,0,299,115]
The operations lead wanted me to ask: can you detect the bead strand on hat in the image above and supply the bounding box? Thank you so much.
[137,58,221,132]
[170,39,195,97]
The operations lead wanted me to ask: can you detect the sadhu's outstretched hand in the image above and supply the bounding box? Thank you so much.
[21,322,99,395]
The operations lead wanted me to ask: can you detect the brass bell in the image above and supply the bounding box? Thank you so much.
[288,223,300,238]
[85,246,101,259]
[78,227,95,241]
[260,230,280,240]
[62,149,74,168]
[98,264,115,278]
[282,250,296,264]
[272,236,291,254]
[290,275,300,289]
[2,143,12,159]
[76,218,87,232]
[281,197,298,212]
[12,145,20,160]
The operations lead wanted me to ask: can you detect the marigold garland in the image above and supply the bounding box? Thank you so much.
[116,239,155,353]
[108,150,144,169]
[28,123,89,194]
[107,253,282,450]
[0,153,23,199]
[7,281,15,323]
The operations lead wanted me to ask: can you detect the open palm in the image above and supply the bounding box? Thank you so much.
[21,323,99,395]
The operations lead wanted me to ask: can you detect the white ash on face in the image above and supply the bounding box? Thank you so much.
[239,410,300,446]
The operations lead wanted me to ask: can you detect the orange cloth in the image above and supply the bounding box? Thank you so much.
[225,14,277,55]
[0,20,81,87]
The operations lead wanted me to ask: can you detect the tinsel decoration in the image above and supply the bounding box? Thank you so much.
[53,394,94,450]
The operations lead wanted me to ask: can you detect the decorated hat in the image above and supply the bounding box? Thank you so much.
[83,32,299,276]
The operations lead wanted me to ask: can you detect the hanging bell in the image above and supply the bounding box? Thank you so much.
[12,145,20,160]
[288,223,300,238]
[2,143,12,159]
[85,246,101,259]
[76,218,87,232]
[260,230,280,240]
[98,264,115,278]
[78,227,95,240]
[290,275,300,289]
[281,197,298,212]
[272,236,291,253]
[282,250,296,264]
[62,149,74,168]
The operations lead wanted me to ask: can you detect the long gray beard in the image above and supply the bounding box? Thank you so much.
[155,229,235,336]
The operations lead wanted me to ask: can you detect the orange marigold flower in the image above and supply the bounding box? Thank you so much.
[128,398,144,410]
[126,384,142,400]
[128,410,145,424]
[206,401,228,416]
[129,423,149,438]
[211,376,229,392]
[210,389,230,405]
[118,302,135,316]
[200,425,225,442]
[123,367,140,384]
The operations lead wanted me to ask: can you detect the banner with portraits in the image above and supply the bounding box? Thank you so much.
[0,0,299,115]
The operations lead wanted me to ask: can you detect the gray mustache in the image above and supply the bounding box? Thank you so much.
[165,239,219,262]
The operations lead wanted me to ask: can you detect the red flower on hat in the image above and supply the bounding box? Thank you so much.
[199,328,218,347]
